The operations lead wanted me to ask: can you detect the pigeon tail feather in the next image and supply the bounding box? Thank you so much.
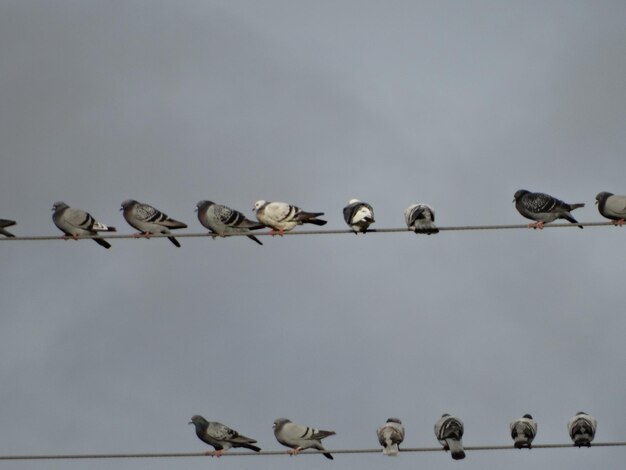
[167,236,181,247]
[447,439,465,460]
[93,238,112,249]
[382,443,399,456]
[246,235,263,245]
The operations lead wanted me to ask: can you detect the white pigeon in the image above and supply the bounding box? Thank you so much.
[568,412,597,447]
[376,418,405,456]
[52,201,116,249]
[404,203,439,234]
[595,192,626,225]
[196,200,265,245]
[189,415,261,456]
[273,418,335,459]
[121,199,187,247]
[434,414,465,460]
[510,414,537,449]
[253,201,327,235]
[343,199,375,233]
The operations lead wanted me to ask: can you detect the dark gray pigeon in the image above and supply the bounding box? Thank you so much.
[434,414,465,460]
[196,200,265,245]
[253,201,327,236]
[52,202,116,249]
[189,415,261,456]
[568,412,597,447]
[513,190,584,229]
[595,192,626,225]
[376,417,405,456]
[0,219,16,237]
[404,203,439,234]
[273,418,335,459]
[343,199,375,233]
[510,414,537,449]
[121,199,187,247]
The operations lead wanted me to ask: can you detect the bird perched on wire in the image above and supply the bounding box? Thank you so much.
[273,418,335,459]
[568,412,597,447]
[376,417,405,456]
[52,202,116,249]
[513,190,584,229]
[343,199,375,233]
[189,415,261,457]
[0,219,16,237]
[253,201,327,236]
[434,414,465,460]
[510,414,537,449]
[595,192,626,226]
[196,200,265,245]
[404,203,439,234]
[121,199,187,247]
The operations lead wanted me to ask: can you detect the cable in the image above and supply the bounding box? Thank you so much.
[1,442,625,460]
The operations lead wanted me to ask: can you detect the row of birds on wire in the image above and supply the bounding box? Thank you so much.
[0,190,625,248]
[189,412,598,461]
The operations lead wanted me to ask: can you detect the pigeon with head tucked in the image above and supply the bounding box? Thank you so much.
[343,199,375,233]
[196,200,265,245]
[568,412,596,447]
[273,418,335,459]
[253,201,326,236]
[376,418,405,456]
[595,192,626,226]
[434,414,465,460]
[0,219,16,237]
[510,414,537,449]
[189,415,261,457]
[513,190,584,229]
[404,203,439,234]
[121,199,187,247]
[52,201,116,249]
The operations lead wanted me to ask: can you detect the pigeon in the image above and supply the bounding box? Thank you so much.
[121,199,187,247]
[510,414,537,449]
[253,201,327,236]
[404,203,439,234]
[343,199,375,233]
[189,415,261,456]
[273,418,335,459]
[595,192,626,226]
[376,418,405,456]
[0,219,16,237]
[196,200,265,245]
[568,411,597,447]
[434,414,465,460]
[513,190,585,229]
[51,202,116,249]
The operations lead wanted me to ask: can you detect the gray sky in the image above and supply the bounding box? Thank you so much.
[1,1,626,469]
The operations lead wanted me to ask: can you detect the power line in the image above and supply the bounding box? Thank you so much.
[1,442,625,460]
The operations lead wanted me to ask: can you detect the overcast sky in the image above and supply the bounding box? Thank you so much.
[1,1,626,469]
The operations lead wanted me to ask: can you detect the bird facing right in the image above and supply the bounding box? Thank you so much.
[568,411,597,447]
[595,192,626,225]
[513,190,584,229]
[376,417,405,456]
[434,414,465,460]
[510,414,537,449]
[273,418,335,459]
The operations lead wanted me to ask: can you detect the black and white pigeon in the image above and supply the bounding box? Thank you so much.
[253,201,327,236]
[196,200,265,245]
[52,202,116,249]
[0,219,16,237]
[513,190,585,229]
[595,192,626,226]
[434,414,465,460]
[404,203,439,234]
[121,199,187,247]
[510,414,537,449]
[273,418,335,459]
[343,199,375,233]
[376,418,405,456]
[189,415,261,457]
[568,411,597,447]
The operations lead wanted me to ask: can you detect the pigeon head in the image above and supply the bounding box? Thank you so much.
[523,414,533,419]
[513,190,530,202]
[273,418,291,431]
[595,192,613,205]
[576,411,587,416]
[386,417,402,424]
[189,415,209,427]
[52,201,69,212]
[253,200,267,212]
[120,199,138,211]
[441,413,451,418]
[348,198,362,204]
[195,200,214,212]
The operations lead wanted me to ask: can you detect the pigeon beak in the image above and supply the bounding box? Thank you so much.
[594,200,598,205]
[188,421,193,425]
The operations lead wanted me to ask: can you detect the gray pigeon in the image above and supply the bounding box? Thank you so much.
[0,219,16,237]
[273,418,335,459]
[121,199,187,247]
[52,202,116,249]
[253,201,327,235]
[568,411,597,447]
[376,418,405,456]
[513,190,584,229]
[404,203,439,234]
[595,192,626,225]
[189,415,261,456]
[510,414,537,449]
[196,200,265,245]
[343,199,375,233]
[434,414,465,460]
